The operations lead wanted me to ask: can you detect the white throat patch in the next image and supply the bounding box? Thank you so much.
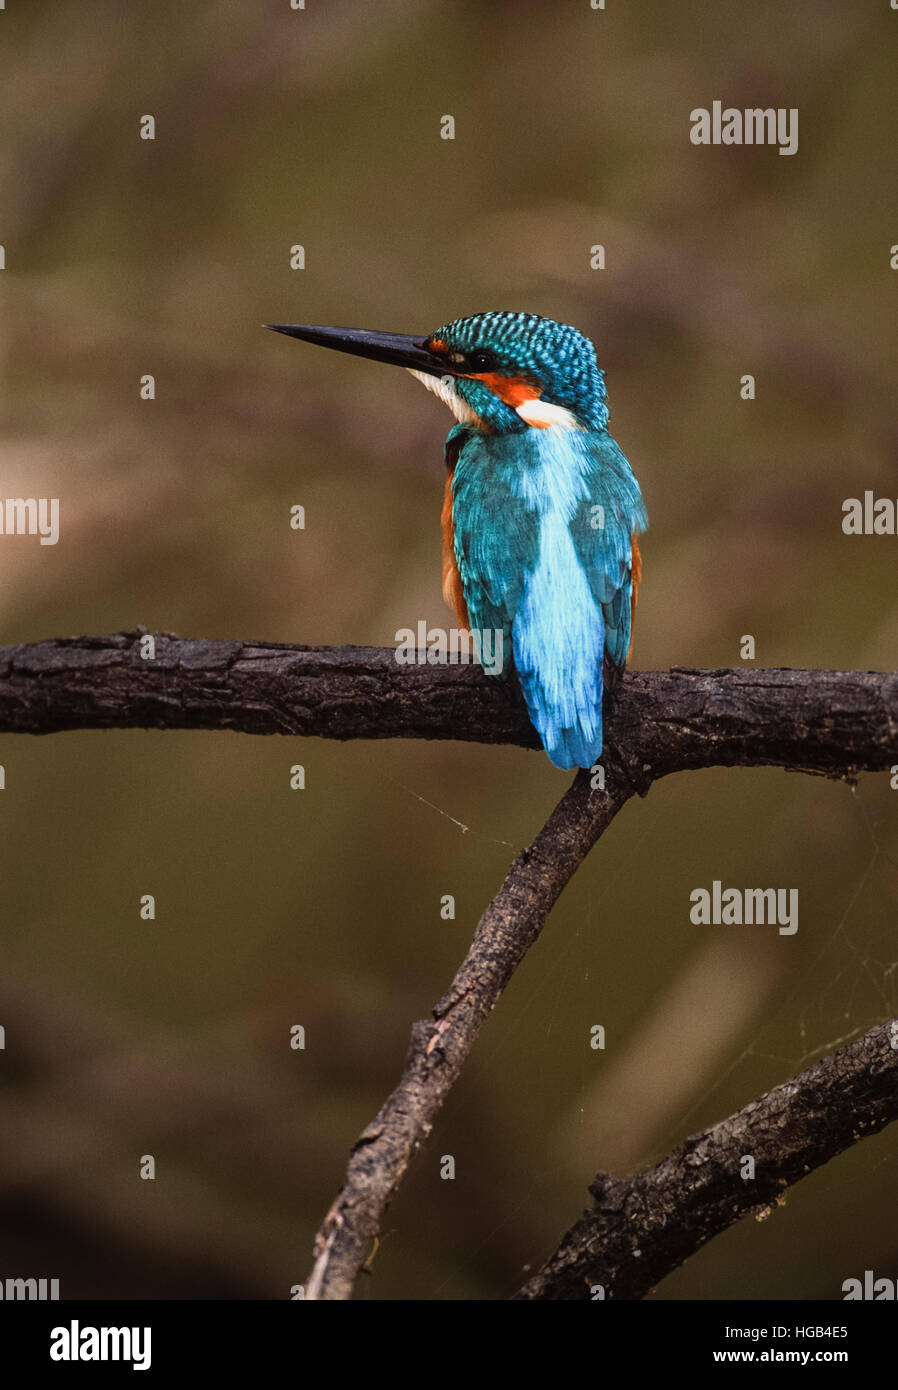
[515,397,582,430]
[408,368,582,432]
[407,369,481,426]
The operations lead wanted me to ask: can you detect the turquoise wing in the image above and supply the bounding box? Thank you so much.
[569,432,648,672]
[447,425,539,674]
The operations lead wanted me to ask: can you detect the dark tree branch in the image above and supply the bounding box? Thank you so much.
[305,767,634,1299]
[0,634,896,785]
[0,633,539,747]
[514,1016,898,1300]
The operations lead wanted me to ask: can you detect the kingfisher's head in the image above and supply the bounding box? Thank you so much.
[266,311,609,434]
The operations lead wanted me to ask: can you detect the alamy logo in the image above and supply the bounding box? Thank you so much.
[843,1271,898,1300]
[690,102,798,156]
[690,881,798,935]
[50,1321,151,1371]
[0,1275,59,1299]
[842,492,898,535]
[395,622,504,675]
[0,497,59,545]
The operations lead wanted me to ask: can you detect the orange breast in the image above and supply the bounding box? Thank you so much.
[441,472,470,629]
[628,532,642,660]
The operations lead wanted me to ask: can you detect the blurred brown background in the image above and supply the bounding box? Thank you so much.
[0,0,897,1299]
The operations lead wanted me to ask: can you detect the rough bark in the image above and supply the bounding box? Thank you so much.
[0,634,895,786]
[515,1017,898,1300]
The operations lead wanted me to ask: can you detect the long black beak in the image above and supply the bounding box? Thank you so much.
[265,323,450,379]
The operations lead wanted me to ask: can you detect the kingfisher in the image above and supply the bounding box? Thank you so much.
[266,312,647,770]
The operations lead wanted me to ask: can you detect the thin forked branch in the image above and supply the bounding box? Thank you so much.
[305,767,634,1298]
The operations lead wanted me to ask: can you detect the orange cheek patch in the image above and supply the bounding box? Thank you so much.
[463,372,541,408]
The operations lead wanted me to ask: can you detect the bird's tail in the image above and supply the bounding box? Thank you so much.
[513,607,605,771]
[540,709,603,771]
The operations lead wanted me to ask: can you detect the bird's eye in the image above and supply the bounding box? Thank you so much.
[467,350,495,373]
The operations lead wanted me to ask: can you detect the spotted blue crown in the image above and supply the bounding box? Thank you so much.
[427,311,610,433]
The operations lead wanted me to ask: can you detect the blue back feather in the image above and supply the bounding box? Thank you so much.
[449,425,646,770]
